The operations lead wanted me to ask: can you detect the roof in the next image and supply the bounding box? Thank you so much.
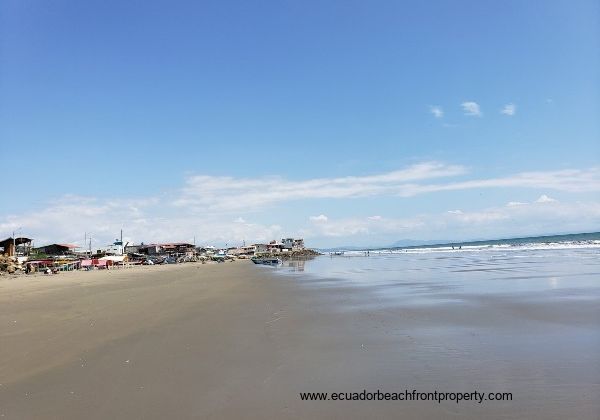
[0,237,33,248]
[37,243,77,249]
[138,242,194,249]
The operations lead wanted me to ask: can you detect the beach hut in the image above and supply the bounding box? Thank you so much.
[0,237,33,257]
[34,244,77,256]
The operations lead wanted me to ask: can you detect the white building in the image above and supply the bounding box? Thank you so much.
[293,239,305,250]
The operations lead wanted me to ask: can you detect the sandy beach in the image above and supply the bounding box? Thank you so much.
[1,259,598,419]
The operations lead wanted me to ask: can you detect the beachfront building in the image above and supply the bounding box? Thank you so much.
[138,243,196,257]
[161,243,196,257]
[92,239,126,256]
[72,247,91,257]
[138,244,161,255]
[282,238,305,251]
[124,243,144,254]
[0,237,33,257]
[196,246,216,256]
[254,239,306,254]
[253,244,270,254]
[33,243,77,256]
[228,246,256,256]
[241,245,257,255]
[268,241,285,253]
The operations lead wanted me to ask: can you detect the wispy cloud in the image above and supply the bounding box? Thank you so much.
[400,168,600,197]
[430,106,444,118]
[461,101,482,117]
[178,165,600,213]
[501,103,516,116]
[175,162,467,211]
[506,201,527,207]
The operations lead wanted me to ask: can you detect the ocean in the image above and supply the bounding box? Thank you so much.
[276,231,600,300]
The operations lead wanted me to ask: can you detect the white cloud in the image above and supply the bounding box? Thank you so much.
[175,162,467,211]
[0,196,282,248]
[305,200,600,242]
[430,106,444,118]
[461,101,482,117]
[401,168,600,197]
[501,103,516,116]
[536,194,558,203]
[3,163,600,247]
[309,214,328,223]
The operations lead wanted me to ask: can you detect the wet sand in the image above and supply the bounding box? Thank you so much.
[0,261,598,419]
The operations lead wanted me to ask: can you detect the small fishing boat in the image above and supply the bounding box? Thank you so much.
[251,257,281,265]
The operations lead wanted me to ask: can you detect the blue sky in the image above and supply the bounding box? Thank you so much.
[1,0,599,247]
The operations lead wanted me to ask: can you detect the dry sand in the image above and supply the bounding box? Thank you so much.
[0,261,598,419]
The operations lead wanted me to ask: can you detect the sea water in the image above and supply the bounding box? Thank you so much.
[276,240,600,300]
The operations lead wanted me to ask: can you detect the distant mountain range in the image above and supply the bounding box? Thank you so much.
[388,239,452,248]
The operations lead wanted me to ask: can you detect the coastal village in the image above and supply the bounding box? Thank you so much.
[0,234,318,275]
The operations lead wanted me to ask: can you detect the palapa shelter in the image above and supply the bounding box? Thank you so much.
[0,237,33,257]
[34,244,77,256]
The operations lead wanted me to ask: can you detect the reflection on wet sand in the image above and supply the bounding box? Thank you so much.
[281,256,317,272]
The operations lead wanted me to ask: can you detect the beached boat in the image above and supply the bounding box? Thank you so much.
[251,257,281,265]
